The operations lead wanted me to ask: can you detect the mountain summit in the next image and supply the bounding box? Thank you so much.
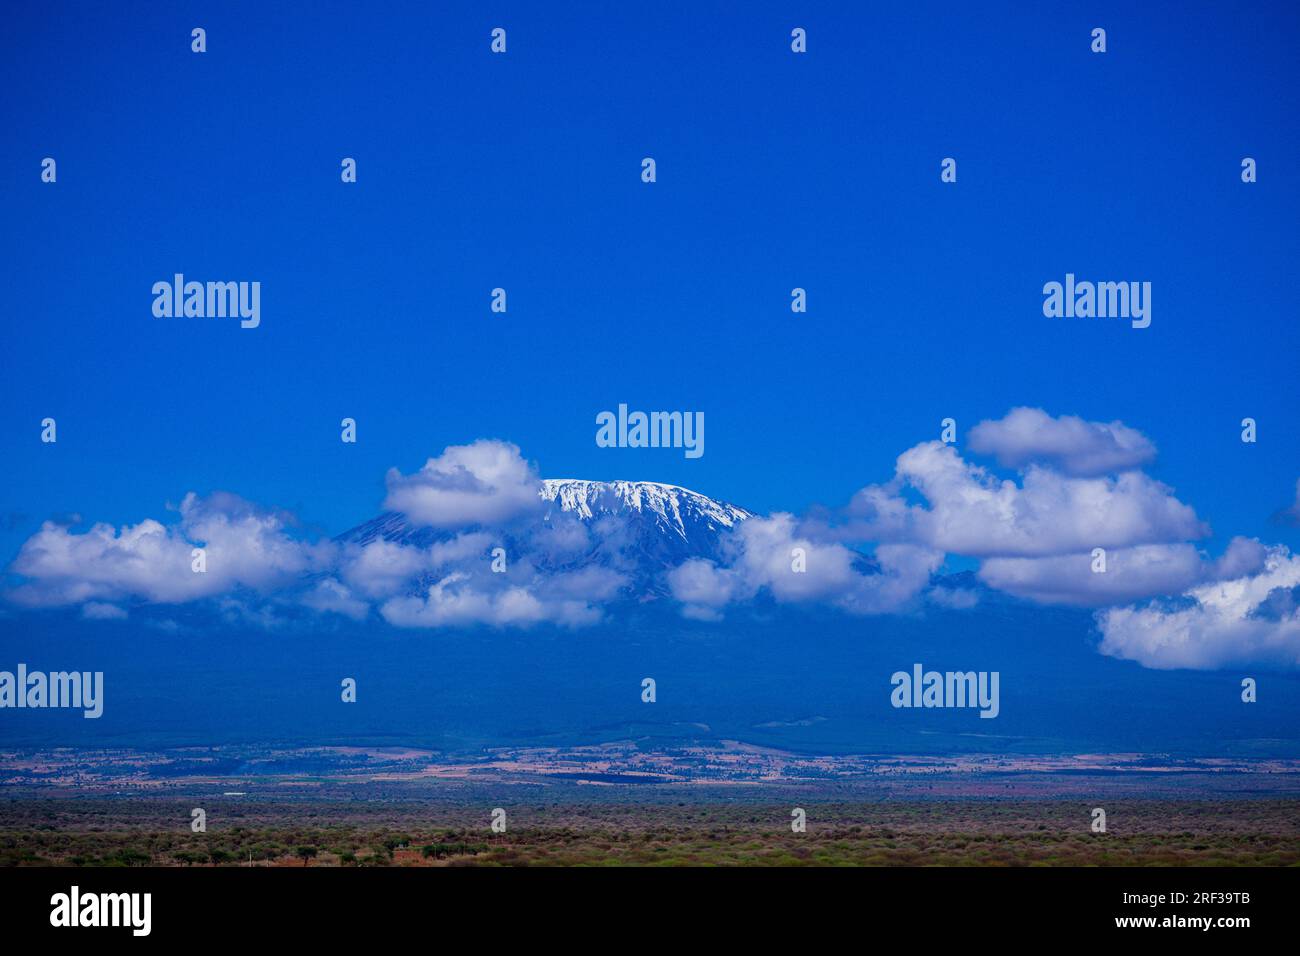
[336,480,752,584]
[539,479,751,540]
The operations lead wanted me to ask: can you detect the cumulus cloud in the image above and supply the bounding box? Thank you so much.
[301,578,369,621]
[8,414,1297,667]
[667,558,743,620]
[979,538,1267,607]
[849,441,1206,558]
[538,565,627,602]
[339,538,437,600]
[8,518,192,606]
[380,571,603,629]
[4,445,629,630]
[1097,545,1300,669]
[667,513,942,619]
[324,500,627,629]
[383,440,543,528]
[981,545,1201,606]
[6,492,330,608]
[664,409,1274,660]
[81,602,128,620]
[927,586,980,610]
[968,407,1156,477]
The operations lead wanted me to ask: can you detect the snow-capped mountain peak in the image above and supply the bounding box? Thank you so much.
[331,478,748,599]
[336,479,752,569]
[539,479,751,540]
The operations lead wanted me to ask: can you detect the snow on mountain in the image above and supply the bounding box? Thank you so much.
[539,479,751,539]
[336,480,753,586]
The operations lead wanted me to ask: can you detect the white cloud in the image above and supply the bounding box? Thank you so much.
[665,415,1209,623]
[81,602,128,620]
[733,514,864,603]
[927,586,980,610]
[979,538,1267,607]
[428,532,497,568]
[7,493,329,608]
[4,448,630,629]
[9,518,194,606]
[380,572,602,629]
[383,440,543,528]
[8,418,1296,668]
[849,441,1206,558]
[301,578,369,621]
[333,515,624,628]
[538,565,627,602]
[968,407,1156,476]
[1097,545,1300,669]
[667,558,743,620]
[339,538,435,599]
[667,514,941,619]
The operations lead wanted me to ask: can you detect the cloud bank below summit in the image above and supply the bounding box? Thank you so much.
[4,410,1299,671]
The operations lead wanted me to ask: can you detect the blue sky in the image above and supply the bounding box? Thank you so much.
[2,3,1299,633]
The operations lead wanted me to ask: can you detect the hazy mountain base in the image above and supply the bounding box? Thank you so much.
[5,598,1299,756]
